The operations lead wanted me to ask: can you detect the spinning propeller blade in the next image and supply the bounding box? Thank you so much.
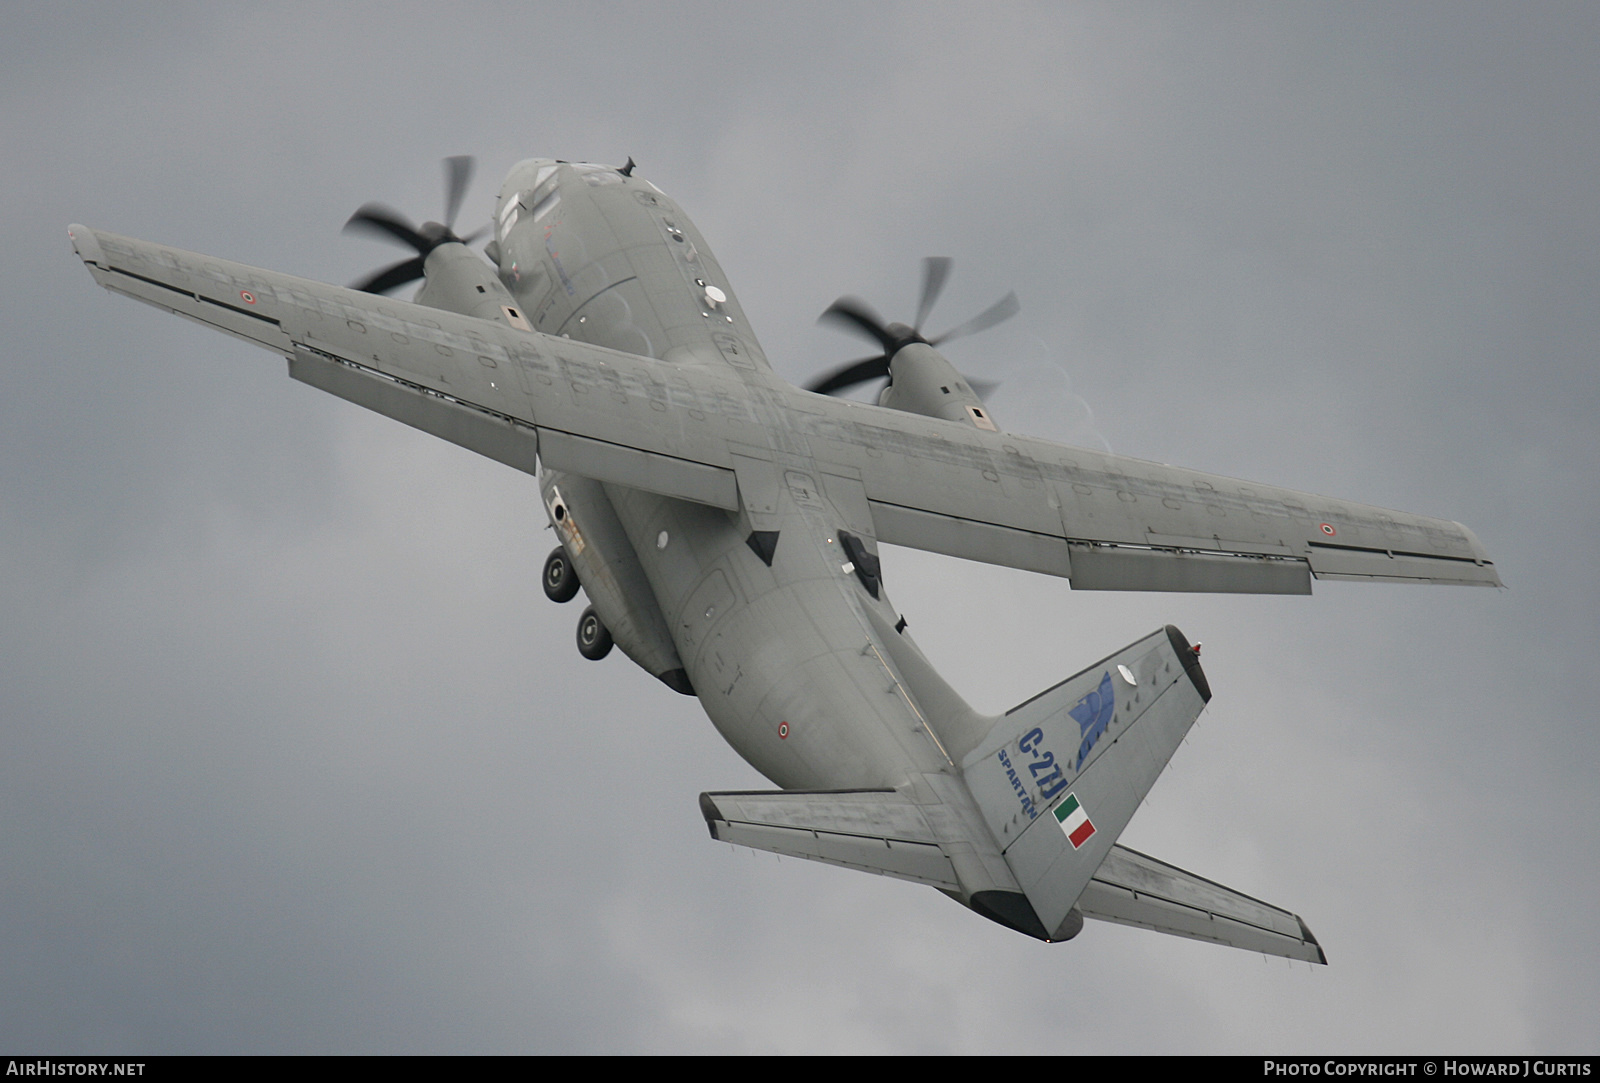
[807,259,1017,397]
[343,157,483,295]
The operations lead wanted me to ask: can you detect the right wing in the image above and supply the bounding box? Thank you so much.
[797,392,1502,592]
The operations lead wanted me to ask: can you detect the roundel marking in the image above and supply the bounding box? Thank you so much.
[1320,522,1337,536]
[777,721,789,740]
[239,290,256,305]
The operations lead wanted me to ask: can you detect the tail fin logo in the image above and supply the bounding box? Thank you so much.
[1068,672,1116,769]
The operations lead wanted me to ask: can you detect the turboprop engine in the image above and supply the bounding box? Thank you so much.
[807,257,1015,433]
[342,156,535,333]
[880,339,998,431]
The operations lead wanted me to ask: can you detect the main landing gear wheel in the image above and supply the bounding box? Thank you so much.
[542,547,580,603]
[576,606,614,661]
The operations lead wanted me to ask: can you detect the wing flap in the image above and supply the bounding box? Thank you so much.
[869,500,1073,577]
[1305,541,1502,586]
[537,428,737,510]
[699,790,961,891]
[1067,542,1312,594]
[1078,844,1326,964]
[291,347,541,475]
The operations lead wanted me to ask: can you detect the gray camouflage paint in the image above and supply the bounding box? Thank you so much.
[67,156,1493,949]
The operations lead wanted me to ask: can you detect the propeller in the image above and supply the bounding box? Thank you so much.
[344,156,489,295]
[808,257,1018,397]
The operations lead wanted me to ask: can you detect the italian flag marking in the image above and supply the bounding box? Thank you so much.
[1053,792,1096,849]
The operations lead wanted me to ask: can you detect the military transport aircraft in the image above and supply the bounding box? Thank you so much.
[69,156,1500,961]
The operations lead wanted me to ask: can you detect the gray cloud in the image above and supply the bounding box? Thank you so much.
[2,2,1595,1053]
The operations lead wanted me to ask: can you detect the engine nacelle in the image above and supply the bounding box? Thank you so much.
[413,243,536,332]
[880,342,999,431]
[541,471,692,694]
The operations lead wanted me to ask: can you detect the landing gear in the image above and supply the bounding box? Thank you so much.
[576,606,614,661]
[542,546,580,603]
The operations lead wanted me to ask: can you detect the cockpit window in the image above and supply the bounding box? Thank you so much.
[498,192,527,236]
[531,189,561,222]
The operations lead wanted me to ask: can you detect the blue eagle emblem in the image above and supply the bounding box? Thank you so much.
[1069,672,1116,769]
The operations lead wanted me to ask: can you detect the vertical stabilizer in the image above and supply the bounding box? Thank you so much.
[960,626,1209,938]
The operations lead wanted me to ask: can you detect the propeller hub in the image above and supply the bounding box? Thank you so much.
[883,322,923,351]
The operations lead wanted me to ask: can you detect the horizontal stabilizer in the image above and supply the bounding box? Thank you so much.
[1079,845,1326,964]
[698,789,960,891]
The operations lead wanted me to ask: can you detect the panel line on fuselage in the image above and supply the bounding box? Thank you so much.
[865,637,954,768]
[553,275,640,338]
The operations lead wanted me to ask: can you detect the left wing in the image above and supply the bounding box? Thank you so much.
[72,226,1499,593]
[71,226,748,510]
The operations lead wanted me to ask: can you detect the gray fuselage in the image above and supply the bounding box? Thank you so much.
[493,160,967,791]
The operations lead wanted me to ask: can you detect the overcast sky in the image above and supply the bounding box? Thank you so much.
[3,2,1596,1054]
